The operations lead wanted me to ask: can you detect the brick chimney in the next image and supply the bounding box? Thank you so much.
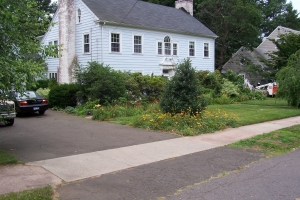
[175,0,193,16]
[58,0,76,83]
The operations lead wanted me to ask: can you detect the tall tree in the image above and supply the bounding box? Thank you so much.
[194,0,263,70]
[257,0,300,37]
[36,0,57,15]
[0,0,57,99]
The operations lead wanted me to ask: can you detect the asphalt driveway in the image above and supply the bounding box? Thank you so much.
[0,110,178,162]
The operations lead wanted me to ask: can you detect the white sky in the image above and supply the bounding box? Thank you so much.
[289,0,300,12]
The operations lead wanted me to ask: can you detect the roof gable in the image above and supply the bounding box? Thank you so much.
[81,0,217,37]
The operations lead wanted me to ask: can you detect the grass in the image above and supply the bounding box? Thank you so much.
[0,186,53,200]
[209,98,300,126]
[229,125,300,156]
[0,151,20,165]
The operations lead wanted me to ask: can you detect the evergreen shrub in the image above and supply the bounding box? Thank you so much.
[48,83,79,108]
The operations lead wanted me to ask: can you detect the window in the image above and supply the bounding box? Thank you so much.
[48,41,52,45]
[134,35,142,54]
[54,40,58,45]
[204,43,209,57]
[164,36,171,55]
[111,33,120,52]
[49,72,57,81]
[83,34,90,53]
[173,43,178,56]
[77,9,81,24]
[189,41,195,57]
[158,42,162,55]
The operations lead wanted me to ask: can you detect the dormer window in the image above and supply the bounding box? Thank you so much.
[77,9,81,24]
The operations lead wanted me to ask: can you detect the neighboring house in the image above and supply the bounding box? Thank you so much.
[43,0,217,83]
[222,26,300,86]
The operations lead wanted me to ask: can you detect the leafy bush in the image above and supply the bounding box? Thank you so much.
[75,61,126,104]
[220,78,240,97]
[160,59,207,115]
[124,72,166,103]
[36,88,50,99]
[196,70,223,97]
[48,83,79,108]
[27,79,50,91]
[48,78,58,89]
[276,50,300,106]
[222,69,244,87]
[213,94,234,104]
[248,90,267,100]
[65,106,76,114]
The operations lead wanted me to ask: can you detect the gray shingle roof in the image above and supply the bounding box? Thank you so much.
[81,0,217,37]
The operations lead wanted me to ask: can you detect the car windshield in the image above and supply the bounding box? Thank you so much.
[17,91,37,100]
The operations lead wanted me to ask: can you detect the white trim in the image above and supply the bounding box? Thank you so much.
[157,41,163,56]
[109,31,122,53]
[203,42,210,58]
[172,42,178,56]
[78,0,100,21]
[82,32,91,54]
[132,34,143,54]
[188,40,196,57]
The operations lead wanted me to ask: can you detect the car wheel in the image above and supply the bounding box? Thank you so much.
[39,110,46,115]
[4,118,14,126]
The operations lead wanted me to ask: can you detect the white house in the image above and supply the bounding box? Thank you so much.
[43,0,217,83]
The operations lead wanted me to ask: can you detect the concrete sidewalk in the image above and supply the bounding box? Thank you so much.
[1,116,300,195]
[28,116,300,182]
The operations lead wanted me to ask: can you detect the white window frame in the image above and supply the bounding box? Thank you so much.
[157,41,163,55]
[132,34,143,54]
[110,32,122,53]
[173,43,178,56]
[76,8,81,24]
[189,41,195,57]
[164,36,171,55]
[83,33,90,54]
[204,42,209,58]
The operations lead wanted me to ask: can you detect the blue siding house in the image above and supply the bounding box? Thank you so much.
[42,0,217,83]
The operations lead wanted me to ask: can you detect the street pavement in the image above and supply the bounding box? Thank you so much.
[0,110,300,199]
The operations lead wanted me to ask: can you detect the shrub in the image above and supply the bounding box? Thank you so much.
[220,78,240,97]
[36,88,50,99]
[92,105,143,121]
[222,69,244,87]
[65,106,76,114]
[27,79,50,91]
[160,59,207,115]
[213,94,233,104]
[48,78,58,89]
[48,83,79,108]
[196,70,223,96]
[75,61,126,104]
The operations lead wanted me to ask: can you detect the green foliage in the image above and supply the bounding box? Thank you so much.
[36,88,50,99]
[160,59,207,115]
[27,79,49,91]
[132,108,237,136]
[65,106,76,114]
[93,105,144,121]
[0,0,58,100]
[196,70,223,96]
[213,94,234,105]
[221,70,244,87]
[266,32,300,76]
[247,90,267,100]
[195,0,262,70]
[75,62,126,104]
[221,79,240,97]
[48,83,79,108]
[48,77,58,89]
[124,72,166,103]
[276,50,300,107]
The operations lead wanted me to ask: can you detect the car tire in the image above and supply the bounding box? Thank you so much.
[39,110,46,115]
[4,118,14,126]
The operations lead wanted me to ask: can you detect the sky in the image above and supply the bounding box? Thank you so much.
[289,0,300,12]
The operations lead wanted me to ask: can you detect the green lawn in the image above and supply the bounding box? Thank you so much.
[209,98,300,126]
[230,124,300,156]
[0,151,20,165]
[0,186,53,200]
